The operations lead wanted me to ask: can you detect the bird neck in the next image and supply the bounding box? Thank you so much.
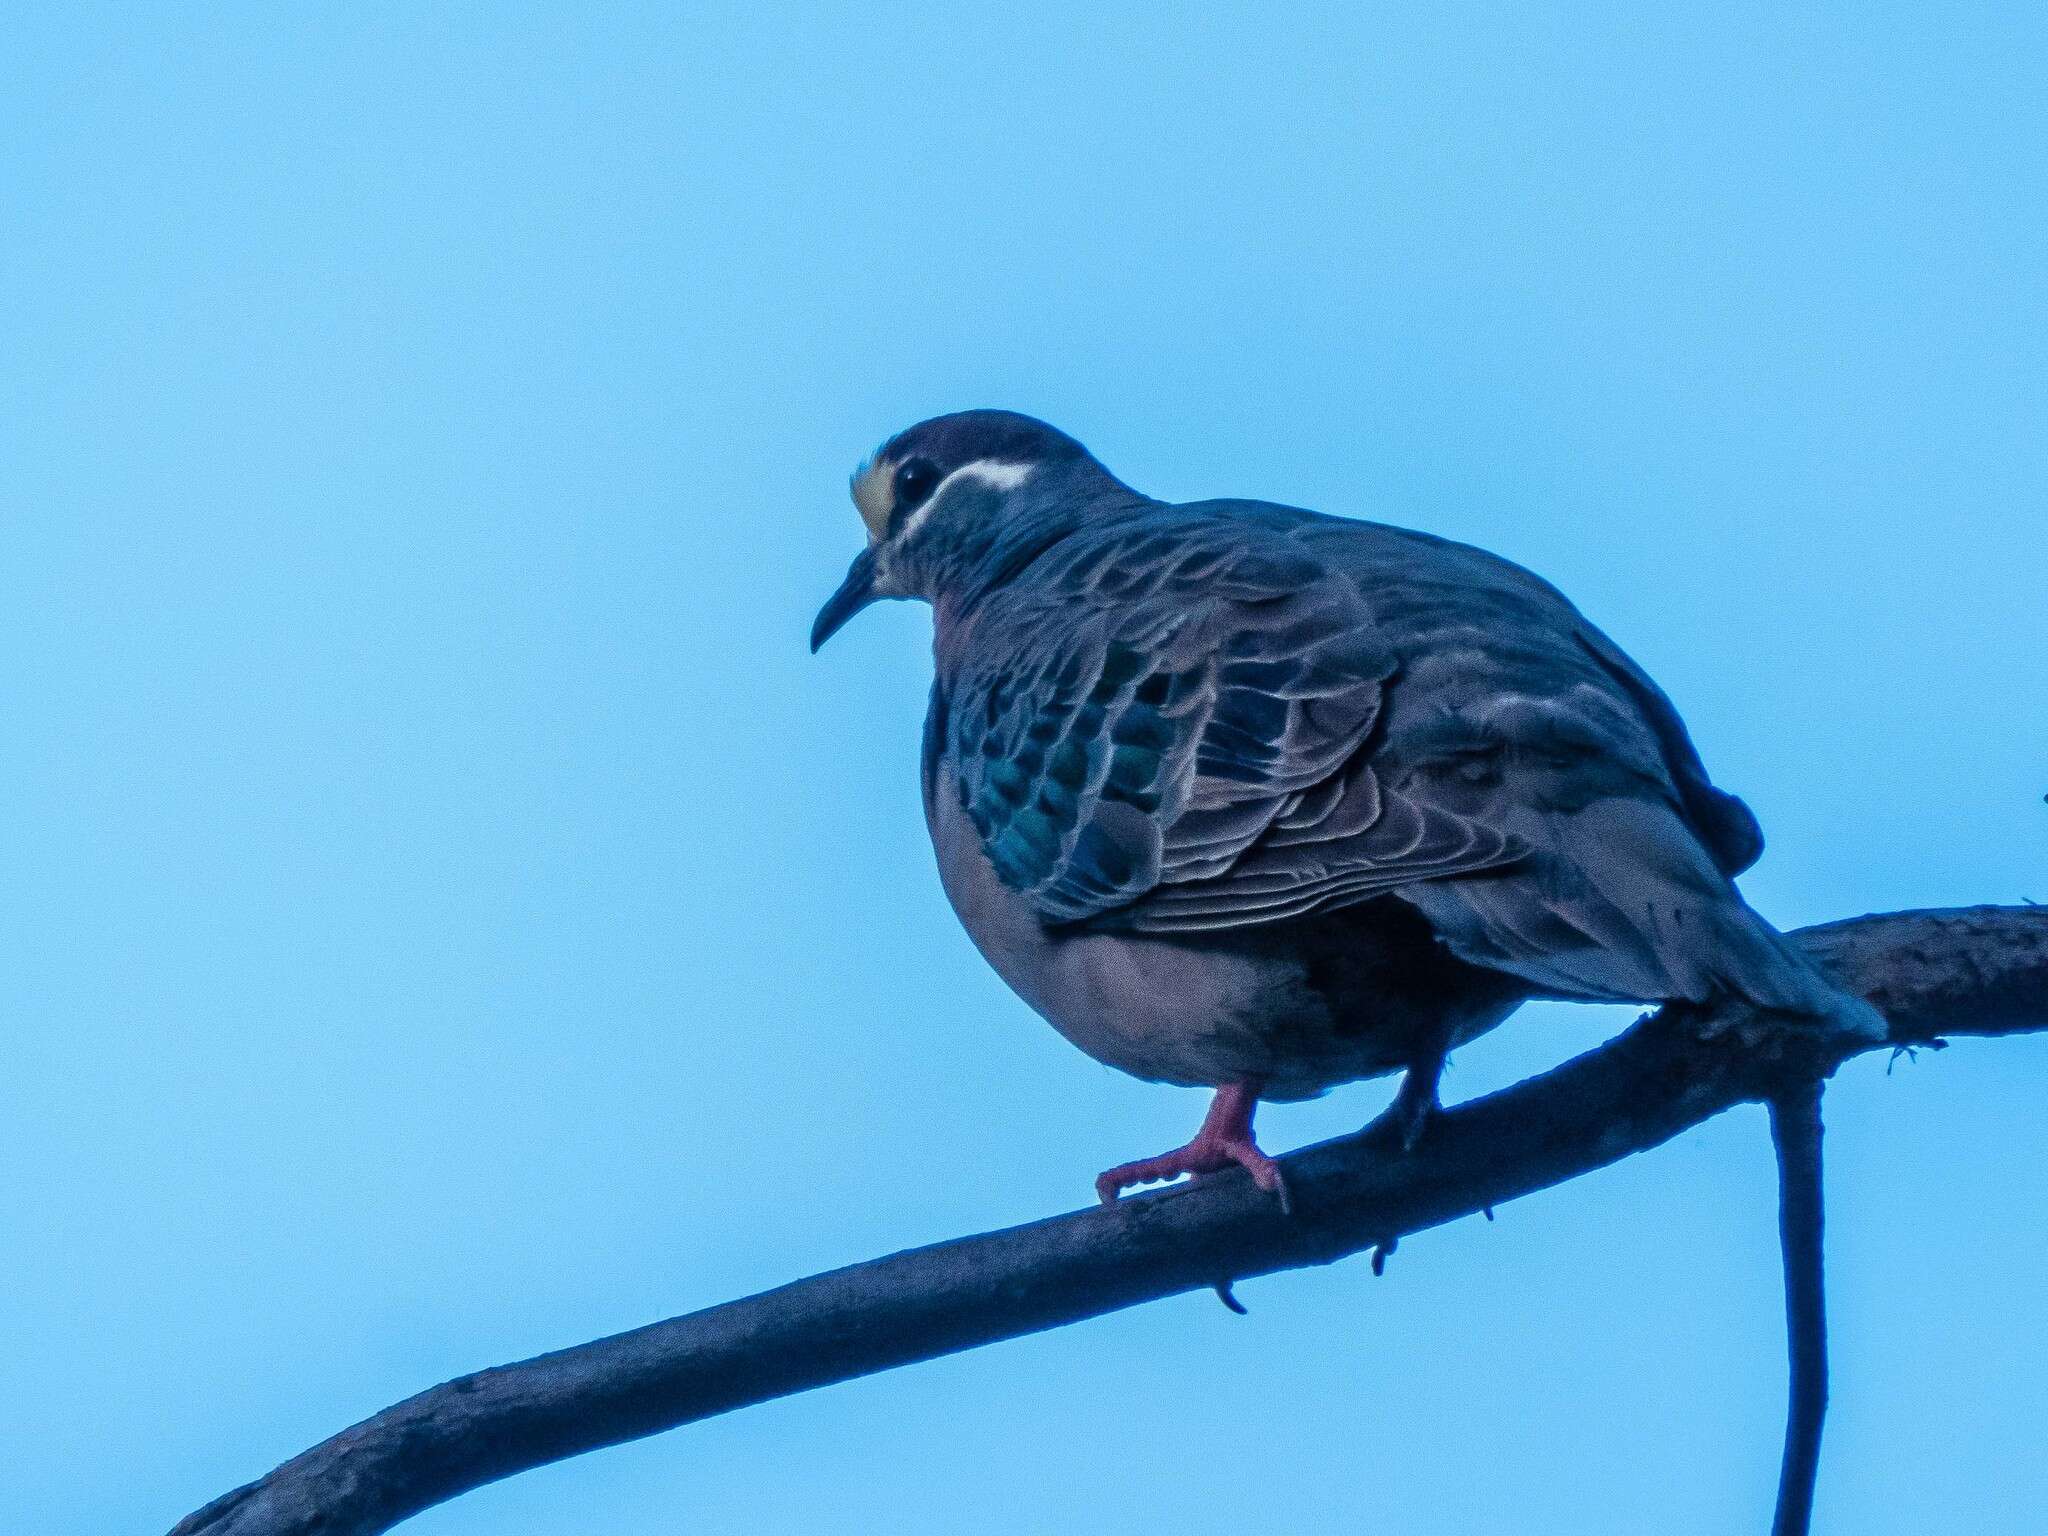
[913,469,1148,610]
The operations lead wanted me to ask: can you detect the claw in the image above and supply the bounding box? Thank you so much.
[1238,1146,1292,1214]
[1095,1082,1291,1213]
[1373,1051,1446,1152]
[1393,1097,1433,1153]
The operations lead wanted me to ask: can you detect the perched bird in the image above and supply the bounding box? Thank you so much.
[812,410,1877,1207]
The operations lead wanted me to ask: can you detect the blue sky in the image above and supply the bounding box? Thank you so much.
[6,6,2045,1533]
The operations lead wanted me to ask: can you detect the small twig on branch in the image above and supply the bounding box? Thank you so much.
[170,906,2048,1536]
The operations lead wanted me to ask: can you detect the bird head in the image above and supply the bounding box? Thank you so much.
[810,410,1126,650]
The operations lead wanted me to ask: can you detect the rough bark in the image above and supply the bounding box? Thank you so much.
[170,904,2048,1536]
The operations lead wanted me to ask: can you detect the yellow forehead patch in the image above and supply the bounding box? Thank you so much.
[850,458,894,543]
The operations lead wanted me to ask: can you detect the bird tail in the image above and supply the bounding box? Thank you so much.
[1705,901,1887,1041]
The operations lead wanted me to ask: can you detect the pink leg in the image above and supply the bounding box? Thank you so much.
[1095,1082,1291,1213]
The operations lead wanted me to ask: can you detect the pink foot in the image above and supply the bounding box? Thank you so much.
[1095,1083,1292,1213]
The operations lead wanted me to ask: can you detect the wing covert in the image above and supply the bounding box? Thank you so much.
[940,518,1523,931]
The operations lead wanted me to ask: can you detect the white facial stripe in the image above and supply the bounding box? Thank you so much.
[892,459,1035,545]
[955,459,1034,492]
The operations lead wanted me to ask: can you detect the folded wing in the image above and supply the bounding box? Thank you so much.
[936,518,1522,931]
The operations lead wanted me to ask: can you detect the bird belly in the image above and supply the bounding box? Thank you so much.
[927,771,1521,1098]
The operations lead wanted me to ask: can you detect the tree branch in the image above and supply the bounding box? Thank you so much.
[170,905,2048,1536]
[1767,1078,1827,1536]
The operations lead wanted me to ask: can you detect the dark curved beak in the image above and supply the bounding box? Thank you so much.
[810,546,881,652]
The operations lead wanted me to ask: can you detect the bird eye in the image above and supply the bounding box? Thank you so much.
[891,457,941,513]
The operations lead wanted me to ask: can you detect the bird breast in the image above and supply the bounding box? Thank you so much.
[924,759,1488,1099]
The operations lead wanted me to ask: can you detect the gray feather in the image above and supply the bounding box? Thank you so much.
[938,516,1521,931]
[932,494,1866,1028]
[832,410,1883,1108]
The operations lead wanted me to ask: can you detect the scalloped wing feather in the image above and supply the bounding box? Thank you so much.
[935,501,1866,1025]
[941,519,1524,931]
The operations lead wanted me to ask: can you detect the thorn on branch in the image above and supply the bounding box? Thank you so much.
[1482,1206,1495,1222]
[1371,1238,1397,1277]
[1213,1281,1248,1315]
